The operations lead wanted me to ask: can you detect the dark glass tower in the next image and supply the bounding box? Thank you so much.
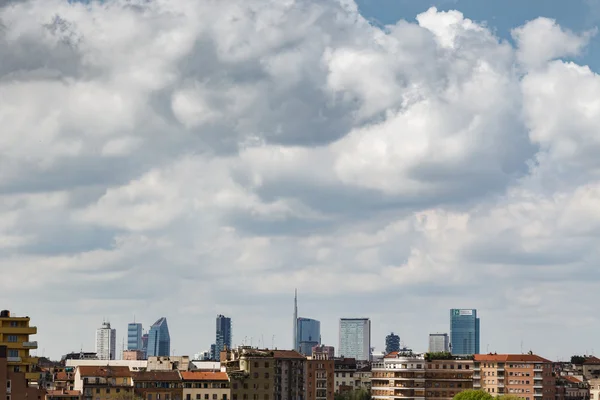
[385,332,400,354]
[449,309,480,355]
[147,317,170,357]
[215,315,232,354]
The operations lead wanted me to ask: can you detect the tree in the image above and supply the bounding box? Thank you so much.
[496,395,525,400]
[335,388,370,400]
[453,390,494,400]
[571,355,586,365]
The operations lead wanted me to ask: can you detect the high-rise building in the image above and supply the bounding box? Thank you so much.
[449,309,480,355]
[95,321,116,360]
[215,315,232,355]
[429,333,450,353]
[147,317,170,357]
[385,332,400,354]
[0,310,39,383]
[296,318,320,356]
[339,318,371,360]
[293,289,298,350]
[127,322,143,351]
[141,333,149,359]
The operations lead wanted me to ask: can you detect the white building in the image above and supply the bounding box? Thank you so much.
[95,322,116,360]
[429,333,449,352]
[65,359,147,371]
[339,318,371,360]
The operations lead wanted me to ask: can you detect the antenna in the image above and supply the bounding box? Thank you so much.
[272,335,275,349]
[521,340,524,354]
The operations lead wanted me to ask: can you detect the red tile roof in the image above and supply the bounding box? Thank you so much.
[384,352,399,359]
[584,356,600,365]
[46,390,81,397]
[563,376,583,384]
[474,354,552,363]
[180,372,228,381]
[77,366,132,378]
[55,372,71,381]
[132,371,181,381]
[272,350,306,360]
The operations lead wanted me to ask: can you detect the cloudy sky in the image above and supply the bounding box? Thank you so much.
[2,0,600,360]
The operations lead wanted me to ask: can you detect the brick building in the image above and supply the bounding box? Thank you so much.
[0,345,46,400]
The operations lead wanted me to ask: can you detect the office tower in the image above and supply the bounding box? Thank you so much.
[0,310,39,383]
[296,318,320,356]
[339,318,371,360]
[215,315,232,355]
[449,309,480,355]
[147,317,170,357]
[429,333,450,353]
[141,333,149,359]
[96,321,116,360]
[127,322,143,350]
[385,332,400,354]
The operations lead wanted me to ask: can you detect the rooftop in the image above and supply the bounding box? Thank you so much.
[132,371,181,381]
[474,354,551,363]
[272,350,305,360]
[584,356,600,365]
[77,366,131,378]
[47,390,81,397]
[180,372,228,381]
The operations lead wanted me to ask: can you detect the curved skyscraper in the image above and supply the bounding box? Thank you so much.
[147,317,170,357]
[296,318,320,355]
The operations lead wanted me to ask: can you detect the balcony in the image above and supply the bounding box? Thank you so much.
[23,341,38,348]
[0,326,37,335]
[26,372,41,381]
[534,385,543,389]
[7,356,22,362]
[473,374,481,379]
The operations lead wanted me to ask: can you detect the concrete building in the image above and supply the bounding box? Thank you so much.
[428,334,449,353]
[215,316,232,359]
[132,371,183,400]
[190,361,224,372]
[147,318,170,358]
[385,333,400,355]
[313,346,335,361]
[334,358,357,394]
[0,345,46,400]
[147,356,190,371]
[127,323,143,351]
[307,350,334,400]
[473,354,555,400]
[0,310,40,383]
[66,360,147,372]
[223,347,306,400]
[449,310,479,356]
[339,319,370,361]
[74,366,134,400]
[556,376,589,400]
[587,378,600,400]
[181,371,229,400]
[583,358,600,381]
[122,350,145,361]
[95,322,116,361]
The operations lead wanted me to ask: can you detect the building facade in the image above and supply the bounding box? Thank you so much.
[449,310,479,355]
[147,318,170,358]
[181,372,229,400]
[123,350,145,361]
[0,345,46,400]
[132,371,183,400]
[313,346,335,360]
[339,319,370,361]
[74,366,133,400]
[95,322,116,361]
[297,319,321,356]
[307,350,334,400]
[385,333,400,355]
[428,334,449,353]
[215,316,232,357]
[473,354,555,400]
[334,358,357,394]
[0,310,40,383]
[128,323,143,351]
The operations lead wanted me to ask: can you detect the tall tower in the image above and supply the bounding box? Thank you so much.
[96,321,116,360]
[215,315,232,354]
[449,309,480,355]
[293,289,298,350]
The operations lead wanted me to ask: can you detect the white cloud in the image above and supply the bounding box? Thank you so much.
[0,0,599,360]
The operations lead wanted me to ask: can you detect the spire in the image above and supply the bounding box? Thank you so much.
[293,289,298,351]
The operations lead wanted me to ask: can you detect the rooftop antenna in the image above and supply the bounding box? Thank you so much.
[272,335,275,349]
[521,340,524,354]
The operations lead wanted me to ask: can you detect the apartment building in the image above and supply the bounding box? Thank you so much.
[306,352,334,400]
[132,371,183,400]
[587,378,600,400]
[473,354,555,400]
[425,358,473,400]
[74,366,134,400]
[0,310,40,383]
[180,371,229,400]
[46,390,82,400]
[583,358,600,381]
[555,376,589,400]
[223,347,306,400]
[0,345,46,400]
[334,358,357,394]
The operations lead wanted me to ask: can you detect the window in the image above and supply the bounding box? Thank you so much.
[106,389,110,394]
[117,389,121,393]
[264,373,269,378]
[8,350,18,357]
[10,321,18,327]
[213,395,217,400]
[253,373,258,378]
[7,396,10,400]
[96,389,100,394]
[7,336,17,343]
[265,362,269,368]
[196,395,201,399]
[166,395,170,400]
[148,395,153,400]
[6,381,11,391]
[254,362,259,368]
[205,395,209,400]
[264,396,269,400]
[223,396,227,400]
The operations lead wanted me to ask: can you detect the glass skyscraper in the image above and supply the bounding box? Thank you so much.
[215,315,232,354]
[339,318,371,360]
[449,309,480,355]
[127,322,142,350]
[296,318,320,355]
[147,317,170,357]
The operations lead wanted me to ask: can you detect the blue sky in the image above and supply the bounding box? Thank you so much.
[357,0,600,70]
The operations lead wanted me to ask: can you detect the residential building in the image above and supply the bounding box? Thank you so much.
[95,322,116,361]
[189,362,223,372]
[122,350,145,361]
[385,333,400,355]
[132,371,183,400]
[307,349,334,400]
[355,366,372,391]
[297,319,321,356]
[449,310,479,355]
[587,378,600,400]
[0,310,40,383]
[215,316,232,357]
[180,371,229,400]
[424,356,473,400]
[46,390,82,400]
[128,323,143,351]
[147,318,170,358]
[555,376,589,400]
[473,354,555,400]
[334,358,357,394]
[0,345,46,400]
[428,334,449,353]
[74,365,134,400]
[223,347,306,400]
[53,370,75,391]
[313,346,335,360]
[65,360,147,372]
[339,319,371,361]
[147,356,190,371]
[583,358,600,381]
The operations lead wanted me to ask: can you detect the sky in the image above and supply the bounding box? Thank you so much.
[1,0,600,361]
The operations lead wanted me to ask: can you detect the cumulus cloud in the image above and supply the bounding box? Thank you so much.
[0,0,599,359]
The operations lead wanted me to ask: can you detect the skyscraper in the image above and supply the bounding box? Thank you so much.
[449,309,480,355]
[293,289,298,349]
[127,322,143,350]
[339,318,371,360]
[147,317,170,357]
[215,315,232,354]
[141,333,149,359]
[385,332,400,354]
[429,333,450,353]
[296,318,320,355]
[96,321,116,360]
